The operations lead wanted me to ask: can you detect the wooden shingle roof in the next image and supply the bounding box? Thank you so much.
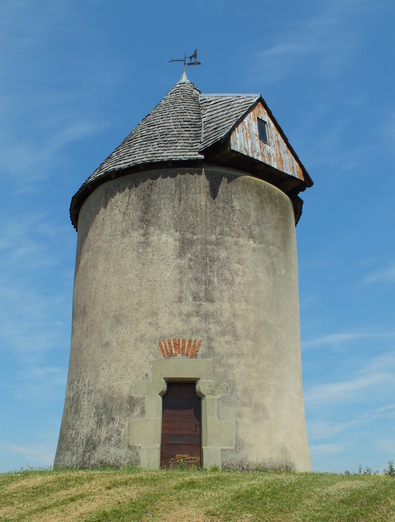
[86,78,204,185]
[199,94,259,151]
[70,76,311,228]
[84,79,260,187]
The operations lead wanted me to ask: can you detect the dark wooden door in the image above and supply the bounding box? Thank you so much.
[160,383,201,467]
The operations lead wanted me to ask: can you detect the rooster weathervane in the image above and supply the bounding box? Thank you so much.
[169,49,201,72]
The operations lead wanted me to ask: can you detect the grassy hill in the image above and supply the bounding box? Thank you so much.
[1,466,394,521]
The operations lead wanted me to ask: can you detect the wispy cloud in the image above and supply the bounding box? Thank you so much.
[0,212,73,359]
[304,352,395,406]
[364,264,395,284]
[3,366,67,400]
[0,439,56,470]
[308,404,395,440]
[0,280,71,360]
[309,443,345,457]
[244,0,389,175]
[302,331,395,350]
[305,373,390,405]
[385,110,395,154]
[0,117,106,183]
[0,1,116,185]
[0,212,70,269]
[376,438,395,456]
[247,0,366,84]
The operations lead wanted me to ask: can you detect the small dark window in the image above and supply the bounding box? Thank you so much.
[258,118,268,144]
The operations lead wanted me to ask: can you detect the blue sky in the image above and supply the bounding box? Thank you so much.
[0,0,394,474]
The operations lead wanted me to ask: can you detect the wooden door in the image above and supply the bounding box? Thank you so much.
[160,383,201,467]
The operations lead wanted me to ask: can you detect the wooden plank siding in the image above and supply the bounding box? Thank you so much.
[160,383,201,468]
[230,103,305,181]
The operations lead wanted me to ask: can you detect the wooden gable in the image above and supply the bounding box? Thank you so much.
[230,102,305,182]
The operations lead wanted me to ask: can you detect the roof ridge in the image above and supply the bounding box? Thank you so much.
[200,93,260,98]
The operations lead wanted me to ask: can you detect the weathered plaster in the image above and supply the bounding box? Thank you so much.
[55,166,311,471]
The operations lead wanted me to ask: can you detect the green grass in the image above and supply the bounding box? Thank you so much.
[0,466,394,521]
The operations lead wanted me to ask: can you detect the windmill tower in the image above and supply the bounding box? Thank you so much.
[55,72,313,471]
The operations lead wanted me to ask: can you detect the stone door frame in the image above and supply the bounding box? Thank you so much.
[129,358,235,468]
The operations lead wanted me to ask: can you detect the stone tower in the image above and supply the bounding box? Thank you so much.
[55,73,313,471]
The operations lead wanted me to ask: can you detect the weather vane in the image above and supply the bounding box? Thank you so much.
[169,49,201,72]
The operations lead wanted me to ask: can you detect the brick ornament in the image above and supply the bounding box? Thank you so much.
[158,338,202,358]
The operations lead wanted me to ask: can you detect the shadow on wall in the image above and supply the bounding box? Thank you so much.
[74,167,239,272]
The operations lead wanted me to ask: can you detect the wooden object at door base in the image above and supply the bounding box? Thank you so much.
[169,454,200,466]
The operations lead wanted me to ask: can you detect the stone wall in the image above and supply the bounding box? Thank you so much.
[55,166,311,471]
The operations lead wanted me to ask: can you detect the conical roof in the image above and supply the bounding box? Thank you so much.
[84,78,260,187]
[70,76,311,228]
[86,78,205,186]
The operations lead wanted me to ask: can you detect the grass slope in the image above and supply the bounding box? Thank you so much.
[0,468,394,521]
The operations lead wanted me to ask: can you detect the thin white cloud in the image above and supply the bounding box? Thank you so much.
[376,439,395,456]
[0,287,69,358]
[247,0,366,84]
[0,440,56,470]
[243,0,392,178]
[0,213,69,268]
[0,117,106,182]
[358,257,380,267]
[0,212,73,359]
[305,352,395,406]
[302,331,395,350]
[309,443,345,456]
[0,1,116,184]
[305,373,391,405]
[4,366,67,400]
[385,110,395,153]
[263,42,306,59]
[303,332,369,348]
[308,404,395,440]
[364,264,395,284]
[308,420,347,440]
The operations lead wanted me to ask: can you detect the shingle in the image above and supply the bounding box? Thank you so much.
[84,79,204,187]
[70,78,312,229]
[81,80,260,189]
[199,94,260,151]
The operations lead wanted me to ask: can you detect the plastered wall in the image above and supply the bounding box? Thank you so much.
[55,166,311,471]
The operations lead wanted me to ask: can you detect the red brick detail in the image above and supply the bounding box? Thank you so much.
[158,341,166,358]
[194,340,202,358]
[158,338,202,358]
[190,339,197,358]
[186,339,192,357]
